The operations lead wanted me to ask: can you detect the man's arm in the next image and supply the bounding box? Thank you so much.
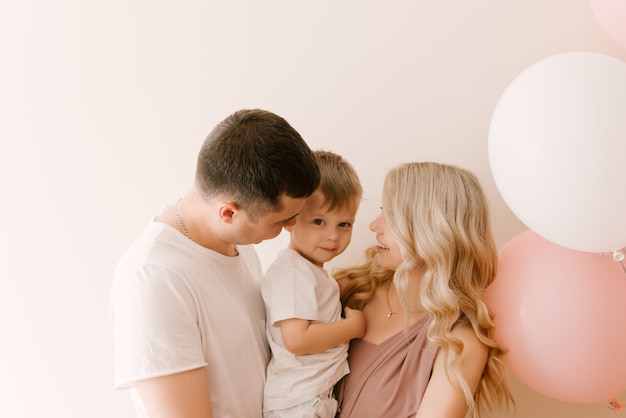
[135,367,213,418]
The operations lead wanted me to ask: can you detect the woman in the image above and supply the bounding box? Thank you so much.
[334,162,514,418]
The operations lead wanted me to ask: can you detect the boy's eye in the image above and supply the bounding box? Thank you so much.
[339,222,352,228]
[313,219,324,226]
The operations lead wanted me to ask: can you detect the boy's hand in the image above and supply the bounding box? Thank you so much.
[343,307,366,339]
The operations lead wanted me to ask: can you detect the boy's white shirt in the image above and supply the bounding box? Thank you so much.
[261,248,349,412]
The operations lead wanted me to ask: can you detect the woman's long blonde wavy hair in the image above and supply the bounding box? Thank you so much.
[335,162,514,417]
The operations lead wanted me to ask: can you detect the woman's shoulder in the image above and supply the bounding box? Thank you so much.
[451,322,489,362]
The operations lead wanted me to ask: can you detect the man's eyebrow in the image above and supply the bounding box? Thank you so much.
[278,213,299,223]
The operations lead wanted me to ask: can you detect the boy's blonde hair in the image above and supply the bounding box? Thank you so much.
[314,150,362,211]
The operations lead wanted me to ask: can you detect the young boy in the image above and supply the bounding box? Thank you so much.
[260,150,366,418]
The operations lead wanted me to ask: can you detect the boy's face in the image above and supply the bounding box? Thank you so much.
[286,191,358,267]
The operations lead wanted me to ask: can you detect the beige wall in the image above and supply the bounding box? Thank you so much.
[1,1,625,416]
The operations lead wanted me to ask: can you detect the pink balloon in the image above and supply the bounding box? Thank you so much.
[590,0,626,50]
[485,230,626,402]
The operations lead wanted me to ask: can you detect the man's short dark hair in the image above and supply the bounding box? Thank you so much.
[195,109,320,219]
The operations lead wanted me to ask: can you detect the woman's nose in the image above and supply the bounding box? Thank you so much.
[369,213,383,232]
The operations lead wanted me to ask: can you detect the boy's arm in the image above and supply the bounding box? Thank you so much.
[278,307,365,355]
[135,367,214,418]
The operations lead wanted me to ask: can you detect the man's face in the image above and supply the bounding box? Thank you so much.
[235,195,306,244]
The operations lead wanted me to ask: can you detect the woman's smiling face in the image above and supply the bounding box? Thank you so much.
[369,211,403,270]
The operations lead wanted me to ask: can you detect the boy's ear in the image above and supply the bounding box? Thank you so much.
[218,200,239,224]
[283,224,295,232]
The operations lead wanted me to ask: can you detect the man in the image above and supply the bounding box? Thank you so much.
[111,109,321,417]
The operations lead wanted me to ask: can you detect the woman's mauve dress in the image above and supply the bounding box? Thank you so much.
[335,315,438,418]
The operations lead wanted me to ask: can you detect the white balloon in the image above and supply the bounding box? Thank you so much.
[488,52,626,253]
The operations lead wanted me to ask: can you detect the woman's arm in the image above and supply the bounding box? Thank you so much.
[416,324,488,418]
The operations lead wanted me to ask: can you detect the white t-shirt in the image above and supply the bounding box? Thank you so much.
[111,221,269,417]
[260,248,349,412]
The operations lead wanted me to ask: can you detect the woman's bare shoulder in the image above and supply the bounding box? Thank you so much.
[451,323,488,359]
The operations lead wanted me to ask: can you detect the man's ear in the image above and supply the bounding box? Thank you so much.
[218,201,239,224]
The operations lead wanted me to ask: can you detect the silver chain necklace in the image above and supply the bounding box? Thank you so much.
[173,198,192,240]
[173,197,239,256]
